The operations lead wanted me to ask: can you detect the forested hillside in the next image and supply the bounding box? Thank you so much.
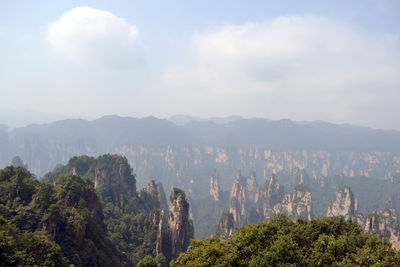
[2,157,400,266]
[0,154,194,266]
[0,166,121,266]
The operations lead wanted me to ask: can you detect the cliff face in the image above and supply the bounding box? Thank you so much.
[228,172,260,224]
[326,187,400,249]
[227,172,312,227]
[364,208,400,249]
[326,186,357,219]
[273,184,313,221]
[229,177,246,223]
[139,180,166,210]
[209,170,221,201]
[168,188,194,259]
[94,163,136,209]
[153,209,165,257]
[262,174,284,218]
[287,168,310,186]
[245,172,260,203]
[156,182,168,211]
[44,155,197,264]
[215,212,234,241]
[7,116,400,203]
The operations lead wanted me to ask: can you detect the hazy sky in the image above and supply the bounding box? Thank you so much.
[0,0,399,129]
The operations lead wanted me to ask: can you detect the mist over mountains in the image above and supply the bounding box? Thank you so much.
[0,108,65,129]
[0,114,399,207]
[168,114,244,126]
[3,115,400,260]
[7,114,400,149]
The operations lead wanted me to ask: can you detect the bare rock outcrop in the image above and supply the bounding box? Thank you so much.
[138,180,168,212]
[364,207,400,249]
[327,187,400,249]
[168,188,194,259]
[215,212,235,241]
[326,186,357,219]
[229,178,246,223]
[273,184,313,221]
[153,209,165,256]
[245,171,260,203]
[290,168,309,185]
[209,169,221,201]
[229,171,260,224]
[156,182,168,211]
[228,172,310,226]
[94,163,136,209]
[261,174,284,218]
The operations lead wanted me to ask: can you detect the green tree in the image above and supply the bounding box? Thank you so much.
[172,215,400,266]
[171,238,241,266]
[0,216,68,267]
[136,255,160,267]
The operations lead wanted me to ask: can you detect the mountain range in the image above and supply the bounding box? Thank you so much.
[1,115,400,191]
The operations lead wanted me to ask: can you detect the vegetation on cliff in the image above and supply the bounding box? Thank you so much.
[0,166,120,266]
[2,155,400,266]
[1,154,195,266]
[44,154,193,265]
[44,155,166,265]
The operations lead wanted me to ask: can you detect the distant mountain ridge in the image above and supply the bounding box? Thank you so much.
[168,114,244,126]
[10,115,399,149]
[1,115,400,200]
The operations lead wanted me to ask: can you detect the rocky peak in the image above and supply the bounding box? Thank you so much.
[229,171,261,224]
[138,180,168,211]
[153,209,165,257]
[364,207,400,249]
[261,174,284,218]
[156,182,168,211]
[229,177,246,224]
[215,212,234,241]
[119,163,136,195]
[326,188,400,249]
[94,163,135,190]
[94,163,137,209]
[290,168,309,185]
[209,169,220,201]
[148,180,161,207]
[245,171,259,203]
[94,167,109,189]
[168,188,194,259]
[273,184,313,221]
[326,186,357,219]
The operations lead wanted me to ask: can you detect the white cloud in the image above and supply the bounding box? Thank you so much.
[46,6,142,69]
[162,15,400,128]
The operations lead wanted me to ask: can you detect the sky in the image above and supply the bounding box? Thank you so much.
[0,0,399,129]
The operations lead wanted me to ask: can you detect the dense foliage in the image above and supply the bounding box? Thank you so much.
[2,157,400,266]
[172,215,400,266]
[0,166,121,266]
[136,255,161,267]
[44,154,170,266]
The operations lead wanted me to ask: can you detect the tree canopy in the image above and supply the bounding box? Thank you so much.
[171,214,400,266]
